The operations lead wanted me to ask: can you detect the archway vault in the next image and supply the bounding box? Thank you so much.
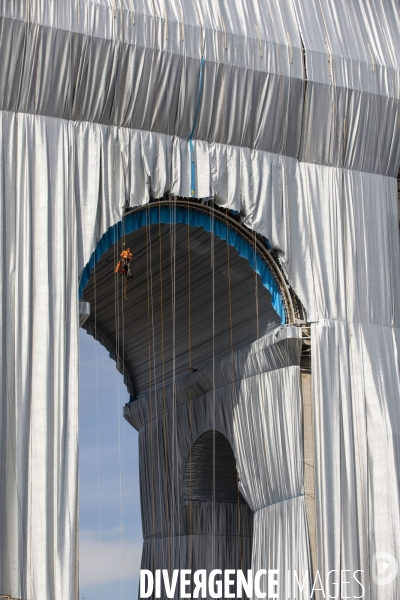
[182,430,247,505]
[181,430,254,568]
[80,199,306,398]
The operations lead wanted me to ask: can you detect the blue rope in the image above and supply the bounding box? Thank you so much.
[189,57,205,196]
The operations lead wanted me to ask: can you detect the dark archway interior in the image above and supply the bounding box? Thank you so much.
[182,431,247,504]
[181,431,254,571]
[82,222,281,397]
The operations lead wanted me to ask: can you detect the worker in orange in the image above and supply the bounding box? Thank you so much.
[115,248,133,276]
[115,247,133,300]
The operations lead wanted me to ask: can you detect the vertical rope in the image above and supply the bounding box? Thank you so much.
[158,215,171,576]
[72,82,79,600]
[187,199,193,585]
[118,1,127,600]
[119,221,126,599]
[94,264,103,600]
[169,204,175,574]
[172,194,180,568]
[146,217,156,574]
[121,397,127,600]
[253,231,260,351]
[211,203,216,569]
[226,212,243,583]
[189,58,205,197]
[148,220,165,569]
[165,3,173,577]
[113,228,121,597]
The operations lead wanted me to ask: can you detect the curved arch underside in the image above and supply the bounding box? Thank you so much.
[181,430,254,566]
[79,205,288,322]
[82,222,281,397]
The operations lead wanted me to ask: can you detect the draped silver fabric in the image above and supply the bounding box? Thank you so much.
[0,112,126,599]
[312,320,400,599]
[0,112,80,599]
[0,0,399,599]
[124,328,311,599]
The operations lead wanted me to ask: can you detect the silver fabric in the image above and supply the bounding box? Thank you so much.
[312,320,400,599]
[0,0,398,176]
[0,112,126,599]
[125,328,311,599]
[0,1,399,599]
[0,112,80,599]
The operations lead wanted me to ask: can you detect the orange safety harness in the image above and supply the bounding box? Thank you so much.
[115,247,133,300]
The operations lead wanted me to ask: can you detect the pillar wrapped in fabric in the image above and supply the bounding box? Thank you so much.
[0,1,399,599]
[124,328,310,599]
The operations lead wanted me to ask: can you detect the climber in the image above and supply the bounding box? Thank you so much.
[115,247,133,299]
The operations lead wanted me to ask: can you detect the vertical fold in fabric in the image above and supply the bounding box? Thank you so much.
[0,112,79,599]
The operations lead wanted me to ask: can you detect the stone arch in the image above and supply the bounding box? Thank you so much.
[79,201,295,322]
[180,430,253,575]
[182,429,246,504]
[79,199,306,398]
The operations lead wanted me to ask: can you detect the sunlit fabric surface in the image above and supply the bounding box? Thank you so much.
[0,0,399,598]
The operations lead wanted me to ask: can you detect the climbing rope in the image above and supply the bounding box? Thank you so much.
[187,198,193,584]
[211,202,216,571]
[225,210,243,581]
[158,215,171,575]
[93,264,103,600]
[146,218,157,574]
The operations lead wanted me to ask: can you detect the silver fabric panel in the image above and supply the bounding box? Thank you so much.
[312,320,400,599]
[0,0,302,70]
[252,497,311,599]
[1,109,399,598]
[1,1,399,173]
[292,0,400,174]
[125,330,311,599]
[0,111,126,599]
[234,366,304,511]
[277,163,400,326]
[0,0,304,158]
[0,1,400,598]
[0,112,80,599]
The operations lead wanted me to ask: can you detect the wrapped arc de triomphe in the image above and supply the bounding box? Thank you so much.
[0,1,400,599]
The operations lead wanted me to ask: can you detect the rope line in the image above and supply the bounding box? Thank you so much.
[187,198,193,587]
[118,220,126,599]
[94,264,103,600]
[189,57,206,196]
[158,215,171,575]
[146,216,157,574]
[211,202,216,570]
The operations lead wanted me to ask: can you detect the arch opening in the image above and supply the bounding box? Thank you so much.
[181,431,253,573]
[182,430,246,504]
[79,203,289,323]
[80,202,300,398]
